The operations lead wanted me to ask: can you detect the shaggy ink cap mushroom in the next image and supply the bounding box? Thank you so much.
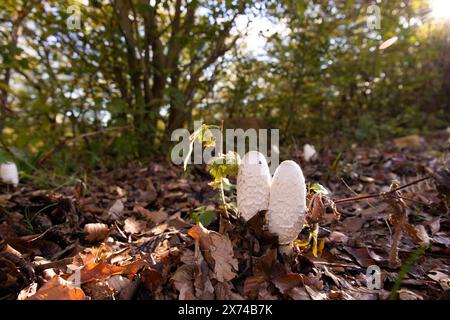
[237,151,272,221]
[268,160,307,249]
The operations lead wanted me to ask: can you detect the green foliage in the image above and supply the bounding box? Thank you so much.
[0,0,449,172]
[23,203,58,231]
[0,148,13,163]
[183,124,219,171]
[207,151,241,189]
[308,183,329,195]
[190,206,217,227]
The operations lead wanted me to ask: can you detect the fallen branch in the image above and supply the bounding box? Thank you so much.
[333,176,431,205]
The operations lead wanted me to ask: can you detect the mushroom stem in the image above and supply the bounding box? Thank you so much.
[278,242,294,256]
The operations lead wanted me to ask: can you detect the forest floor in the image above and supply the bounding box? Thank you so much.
[0,129,449,300]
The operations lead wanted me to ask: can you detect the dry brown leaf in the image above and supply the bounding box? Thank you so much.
[193,241,215,299]
[79,262,126,284]
[136,189,157,206]
[403,223,430,245]
[83,223,110,242]
[106,275,131,293]
[214,282,245,300]
[188,223,238,282]
[243,275,266,299]
[17,282,38,300]
[122,259,148,279]
[142,267,163,292]
[329,231,349,244]
[344,246,377,268]
[171,264,195,300]
[27,276,87,300]
[124,217,146,234]
[287,287,311,300]
[304,284,328,300]
[83,281,114,300]
[271,273,303,294]
[106,199,124,220]
[133,205,168,225]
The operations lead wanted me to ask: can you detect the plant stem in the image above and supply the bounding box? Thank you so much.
[219,178,229,218]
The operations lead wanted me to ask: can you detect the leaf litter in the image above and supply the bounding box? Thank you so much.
[0,131,449,300]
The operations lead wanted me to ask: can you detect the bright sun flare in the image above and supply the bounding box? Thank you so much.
[430,0,450,20]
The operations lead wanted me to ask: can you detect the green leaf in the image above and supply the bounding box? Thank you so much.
[183,124,219,171]
[309,183,329,195]
[190,207,217,227]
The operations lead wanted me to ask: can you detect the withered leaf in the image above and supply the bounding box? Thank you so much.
[171,264,195,300]
[188,223,238,282]
[134,205,168,225]
[79,262,126,284]
[271,273,303,294]
[27,276,87,300]
[124,217,146,234]
[344,246,377,268]
[84,223,110,242]
[243,275,266,299]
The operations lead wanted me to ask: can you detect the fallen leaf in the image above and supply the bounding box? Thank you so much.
[329,231,349,244]
[243,275,266,299]
[188,223,238,282]
[287,287,311,300]
[27,276,87,300]
[304,284,327,300]
[124,217,146,234]
[344,246,377,268]
[171,264,195,300]
[134,205,168,225]
[106,200,124,220]
[79,262,126,284]
[106,275,131,293]
[271,273,303,294]
[84,223,110,242]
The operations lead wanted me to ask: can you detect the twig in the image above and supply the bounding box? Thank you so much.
[386,183,408,268]
[34,257,73,273]
[397,195,430,206]
[333,176,431,205]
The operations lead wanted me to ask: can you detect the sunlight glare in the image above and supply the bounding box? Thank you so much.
[430,0,450,20]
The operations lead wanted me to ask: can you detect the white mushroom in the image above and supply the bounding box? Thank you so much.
[237,151,271,221]
[303,144,317,162]
[268,160,306,253]
[0,162,19,187]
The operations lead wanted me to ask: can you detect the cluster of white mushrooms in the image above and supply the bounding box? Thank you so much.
[237,151,307,255]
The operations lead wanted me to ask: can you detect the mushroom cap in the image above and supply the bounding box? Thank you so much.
[0,162,19,187]
[268,160,306,244]
[303,144,317,162]
[237,151,271,221]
